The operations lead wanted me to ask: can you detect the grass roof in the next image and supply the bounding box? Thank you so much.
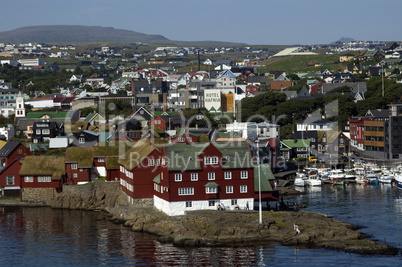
[118,141,160,171]
[25,112,70,119]
[66,142,134,167]
[105,157,120,169]
[65,147,94,167]
[19,155,65,179]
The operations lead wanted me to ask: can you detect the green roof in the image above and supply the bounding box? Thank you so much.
[205,182,219,187]
[25,112,70,119]
[254,164,274,192]
[281,139,310,149]
[153,174,161,184]
[105,157,119,169]
[118,141,160,171]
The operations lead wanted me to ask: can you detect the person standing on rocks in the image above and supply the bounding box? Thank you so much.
[246,202,249,210]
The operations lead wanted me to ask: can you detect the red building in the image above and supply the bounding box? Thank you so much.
[349,116,373,151]
[0,159,23,197]
[154,142,256,216]
[118,141,161,202]
[245,84,259,95]
[150,114,184,132]
[19,156,64,190]
[0,141,31,170]
[170,132,200,144]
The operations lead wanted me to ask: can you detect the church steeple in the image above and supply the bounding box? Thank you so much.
[15,91,25,118]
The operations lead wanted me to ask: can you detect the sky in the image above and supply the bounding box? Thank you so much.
[2,0,402,45]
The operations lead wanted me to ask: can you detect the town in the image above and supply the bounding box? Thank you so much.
[0,39,401,216]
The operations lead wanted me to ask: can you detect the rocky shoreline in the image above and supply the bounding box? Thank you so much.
[0,182,399,256]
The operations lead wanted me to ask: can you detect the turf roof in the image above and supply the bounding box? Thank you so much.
[19,155,65,179]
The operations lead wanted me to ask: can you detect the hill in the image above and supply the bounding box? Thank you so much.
[0,25,246,46]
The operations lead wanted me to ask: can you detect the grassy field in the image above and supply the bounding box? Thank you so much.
[257,53,359,74]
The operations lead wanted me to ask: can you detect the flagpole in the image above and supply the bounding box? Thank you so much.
[258,141,262,224]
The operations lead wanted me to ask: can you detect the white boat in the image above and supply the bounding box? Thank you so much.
[305,175,322,186]
[355,175,368,184]
[344,169,356,183]
[328,169,345,184]
[294,173,307,187]
[378,175,393,184]
[395,174,402,190]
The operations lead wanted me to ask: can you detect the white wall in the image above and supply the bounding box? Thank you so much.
[154,195,254,216]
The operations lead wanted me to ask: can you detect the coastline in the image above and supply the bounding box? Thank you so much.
[0,182,399,256]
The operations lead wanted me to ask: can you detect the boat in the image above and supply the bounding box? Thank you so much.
[378,174,393,184]
[294,173,307,187]
[365,173,379,184]
[395,174,402,190]
[355,175,368,184]
[305,175,322,186]
[328,169,345,185]
[344,169,356,183]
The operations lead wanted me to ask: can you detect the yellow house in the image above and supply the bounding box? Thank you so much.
[339,53,354,62]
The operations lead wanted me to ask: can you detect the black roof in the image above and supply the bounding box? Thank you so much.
[0,141,21,157]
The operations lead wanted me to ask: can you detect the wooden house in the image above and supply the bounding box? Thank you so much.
[153,142,255,216]
[0,141,31,171]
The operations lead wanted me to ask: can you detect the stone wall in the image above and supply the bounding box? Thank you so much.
[51,181,153,211]
[22,188,56,205]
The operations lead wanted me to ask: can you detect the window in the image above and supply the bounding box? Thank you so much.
[206,186,217,194]
[175,173,182,182]
[209,200,215,207]
[226,186,233,194]
[38,176,51,182]
[231,199,237,205]
[178,137,185,142]
[224,172,232,179]
[24,176,33,182]
[6,176,14,185]
[71,163,78,170]
[241,171,248,179]
[208,172,215,180]
[178,187,194,195]
[204,156,218,165]
[79,137,85,144]
[42,129,50,135]
[98,158,105,163]
[157,159,160,166]
[73,173,78,178]
[17,149,22,154]
[36,129,41,134]
[186,201,192,208]
[191,173,198,181]
[148,159,154,166]
[240,185,247,193]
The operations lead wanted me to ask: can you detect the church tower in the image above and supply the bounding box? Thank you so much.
[15,92,25,118]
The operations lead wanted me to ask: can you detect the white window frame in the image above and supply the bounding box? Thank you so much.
[191,173,198,181]
[204,156,218,165]
[148,159,154,166]
[6,176,14,185]
[178,187,194,195]
[175,173,182,182]
[240,185,247,193]
[98,158,105,163]
[241,171,248,179]
[79,137,85,144]
[178,137,185,142]
[186,201,192,207]
[71,163,78,170]
[224,172,232,180]
[206,186,217,194]
[24,176,33,183]
[226,186,233,194]
[208,172,215,180]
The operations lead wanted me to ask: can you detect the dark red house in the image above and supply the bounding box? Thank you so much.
[0,141,31,170]
[153,142,256,216]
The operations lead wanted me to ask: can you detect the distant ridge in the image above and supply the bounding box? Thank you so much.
[0,25,246,46]
[0,25,173,44]
[331,37,356,44]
